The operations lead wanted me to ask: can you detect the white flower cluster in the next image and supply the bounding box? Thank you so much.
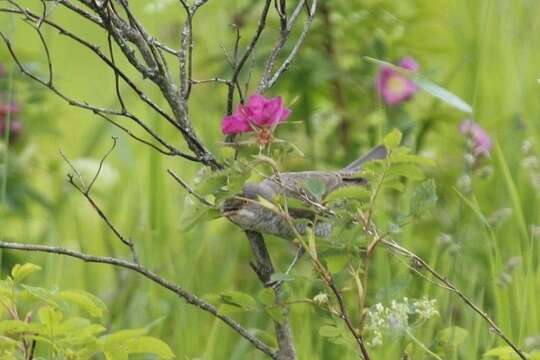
[365,297,438,347]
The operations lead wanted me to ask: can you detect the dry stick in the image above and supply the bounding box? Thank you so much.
[0,240,278,359]
[380,239,527,360]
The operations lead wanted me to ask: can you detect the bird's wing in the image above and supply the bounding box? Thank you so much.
[342,145,387,173]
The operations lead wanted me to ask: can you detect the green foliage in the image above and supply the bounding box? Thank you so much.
[410,179,438,215]
[0,263,174,359]
[434,326,469,358]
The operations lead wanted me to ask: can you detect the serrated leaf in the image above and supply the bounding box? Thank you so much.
[325,186,370,203]
[303,178,326,200]
[11,263,41,283]
[383,129,402,150]
[410,179,437,215]
[59,290,107,318]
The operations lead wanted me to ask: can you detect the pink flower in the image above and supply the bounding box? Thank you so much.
[0,102,22,142]
[376,57,420,106]
[460,120,492,156]
[221,94,291,135]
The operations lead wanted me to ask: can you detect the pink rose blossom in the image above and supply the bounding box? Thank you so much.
[460,120,492,156]
[221,94,291,135]
[376,57,420,106]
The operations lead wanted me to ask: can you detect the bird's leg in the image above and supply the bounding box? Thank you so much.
[244,230,275,286]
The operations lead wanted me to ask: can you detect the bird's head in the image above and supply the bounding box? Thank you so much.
[221,183,266,229]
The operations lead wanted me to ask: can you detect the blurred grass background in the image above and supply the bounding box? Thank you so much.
[1,0,540,358]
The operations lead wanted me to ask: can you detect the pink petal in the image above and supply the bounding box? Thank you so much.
[221,114,251,134]
[399,57,420,72]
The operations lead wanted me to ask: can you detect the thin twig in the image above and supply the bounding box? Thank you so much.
[227,0,272,115]
[60,140,139,264]
[166,169,214,207]
[258,0,317,92]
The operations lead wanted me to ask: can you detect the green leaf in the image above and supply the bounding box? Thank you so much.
[383,129,402,150]
[319,325,340,338]
[20,284,59,307]
[11,263,41,283]
[437,326,469,346]
[218,291,257,311]
[483,346,521,359]
[323,254,349,273]
[325,186,370,203]
[266,307,286,323]
[258,288,276,306]
[410,179,437,215]
[386,163,425,181]
[179,197,220,232]
[39,306,63,326]
[0,320,33,334]
[413,77,473,113]
[303,178,326,200]
[123,336,175,359]
[59,290,107,318]
[100,329,148,350]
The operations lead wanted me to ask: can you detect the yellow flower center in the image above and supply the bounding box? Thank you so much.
[387,75,408,95]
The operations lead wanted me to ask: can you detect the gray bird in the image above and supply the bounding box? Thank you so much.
[221,145,387,286]
[221,145,387,240]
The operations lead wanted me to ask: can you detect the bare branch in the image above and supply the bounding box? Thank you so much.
[227,0,272,115]
[258,0,317,92]
[0,240,278,359]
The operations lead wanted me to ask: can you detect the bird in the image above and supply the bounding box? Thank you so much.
[221,145,387,240]
[220,145,388,286]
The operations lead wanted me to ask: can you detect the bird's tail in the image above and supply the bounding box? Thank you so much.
[341,145,387,173]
